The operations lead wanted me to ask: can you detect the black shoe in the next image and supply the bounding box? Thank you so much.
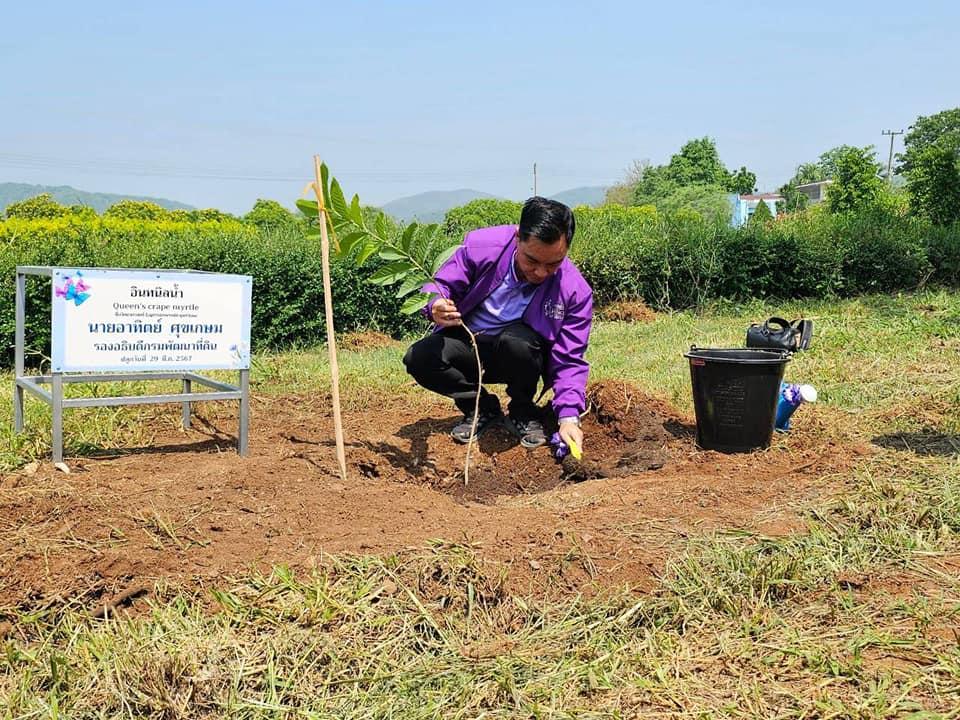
[509,415,547,448]
[450,408,502,443]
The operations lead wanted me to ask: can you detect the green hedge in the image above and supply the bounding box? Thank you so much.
[443,199,960,307]
[4,203,960,368]
[444,199,523,240]
[0,217,424,368]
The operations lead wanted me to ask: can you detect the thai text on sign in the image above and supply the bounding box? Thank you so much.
[51,268,252,372]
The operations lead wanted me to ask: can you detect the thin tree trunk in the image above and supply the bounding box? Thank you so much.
[460,322,482,486]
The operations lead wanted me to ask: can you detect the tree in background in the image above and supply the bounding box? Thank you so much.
[4,193,68,220]
[104,200,170,221]
[188,208,236,223]
[826,146,883,214]
[816,145,864,180]
[894,107,960,225]
[906,144,960,225]
[444,198,522,238]
[657,184,731,223]
[728,166,757,195]
[748,197,774,224]
[897,107,960,177]
[604,160,648,206]
[631,163,677,207]
[68,205,98,220]
[791,162,824,186]
[779,146,875,213]
[632,137,728,205]
[778,161,823,212]
[619,138,757,219]
[242,199,297,230]
[667,137,730,187]
[243,199,298,231]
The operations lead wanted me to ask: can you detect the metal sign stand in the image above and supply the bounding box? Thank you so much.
[13,266,249,463]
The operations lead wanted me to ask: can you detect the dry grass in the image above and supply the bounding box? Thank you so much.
[2,489,960,717]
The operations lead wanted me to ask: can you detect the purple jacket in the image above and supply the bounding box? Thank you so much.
[424,225,593,419]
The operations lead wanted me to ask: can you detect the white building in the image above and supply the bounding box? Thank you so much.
[794,180,832,205]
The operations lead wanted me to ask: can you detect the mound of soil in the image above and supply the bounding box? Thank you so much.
[595,300,657,323]
[429,382,676,503]
[340,331,400,351]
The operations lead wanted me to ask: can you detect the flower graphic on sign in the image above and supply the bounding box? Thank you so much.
[229,342,248,366]
[55,272,92,306]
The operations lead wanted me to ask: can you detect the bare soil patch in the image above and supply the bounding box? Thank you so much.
[0,381,861,611]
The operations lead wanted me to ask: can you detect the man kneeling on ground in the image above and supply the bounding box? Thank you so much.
[402,197,593,452]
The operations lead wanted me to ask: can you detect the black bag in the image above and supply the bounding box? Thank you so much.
[746,317,813,352]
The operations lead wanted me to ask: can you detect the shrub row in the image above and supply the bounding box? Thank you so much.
[4,202,960,368]
[0,217,424,368]
[446,199,960,307]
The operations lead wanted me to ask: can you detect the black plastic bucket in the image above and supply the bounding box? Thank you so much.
[684,347,790,453]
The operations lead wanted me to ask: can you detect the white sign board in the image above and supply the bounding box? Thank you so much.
[51,268,252,372]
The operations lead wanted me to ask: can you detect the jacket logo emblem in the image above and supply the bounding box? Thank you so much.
[543,299,565,320]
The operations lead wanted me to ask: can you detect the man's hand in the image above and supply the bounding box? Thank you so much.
[431,298,462,327]
[558,420,584,455]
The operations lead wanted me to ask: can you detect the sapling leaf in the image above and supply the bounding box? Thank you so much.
[415,224,440,262]
[375,213,389,241]
[399,223,417,253]
[296,198,319,217]
[320,163,331,209]
[369,261,413,285]
[400,292,432,315]
[356,241,379,266]
[330,179,350,220]
[431,245,458,274]
[379,248,405,261]
[410,227,430,265]
[427,225,444,256]
[337,231,368,256]
[396,273,427,298]
[349,194,364,227]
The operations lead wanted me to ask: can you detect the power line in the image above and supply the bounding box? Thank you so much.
[0,151,620,185]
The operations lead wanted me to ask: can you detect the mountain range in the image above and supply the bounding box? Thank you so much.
[1,182,609,222]
[0,183,194,214]
[381,186,608,223]
[381,189,500,224]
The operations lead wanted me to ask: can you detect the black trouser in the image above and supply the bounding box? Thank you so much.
[402,322,547,419]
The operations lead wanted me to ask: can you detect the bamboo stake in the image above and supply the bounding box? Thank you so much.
[312,155,348,482]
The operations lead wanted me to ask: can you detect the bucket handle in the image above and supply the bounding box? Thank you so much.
[687,345,790,360]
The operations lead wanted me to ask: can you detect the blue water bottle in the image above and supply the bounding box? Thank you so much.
[775,382,818,432]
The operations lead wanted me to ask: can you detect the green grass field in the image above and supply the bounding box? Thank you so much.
[3,291,960,717]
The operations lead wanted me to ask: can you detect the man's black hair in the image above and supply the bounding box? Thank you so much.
[518,196,575,246]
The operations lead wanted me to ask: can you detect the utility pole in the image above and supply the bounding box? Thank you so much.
[882,129,904,185]
[533,162,537,196]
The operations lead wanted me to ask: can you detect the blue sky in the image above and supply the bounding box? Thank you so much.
[1,0,957,213]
